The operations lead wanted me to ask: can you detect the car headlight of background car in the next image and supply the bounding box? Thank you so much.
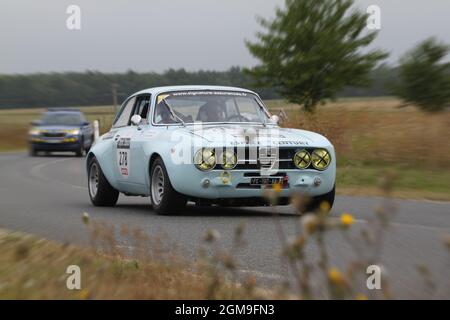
[65,129,80,135]
[28,128,41,136]
[194,148,216,171]
[311,148,331,170]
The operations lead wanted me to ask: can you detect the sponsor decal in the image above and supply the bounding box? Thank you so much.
[117,137,131,177]
[117,137,131,149]
[170,91,248,97]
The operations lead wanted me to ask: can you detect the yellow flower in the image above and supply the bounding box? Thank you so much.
[272,183,282,193]
[340,213,354,227]
[355,293,368,300]
[328,267,346,286]
[319,201,331,213]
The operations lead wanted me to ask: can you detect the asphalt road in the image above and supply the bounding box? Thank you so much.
[0,152,449,299]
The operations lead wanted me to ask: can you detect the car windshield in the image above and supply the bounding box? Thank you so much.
[154,91,269,125]
[41,112,83,126]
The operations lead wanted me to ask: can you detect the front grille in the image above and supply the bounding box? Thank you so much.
[42,132,65,138]
[211,147,317,170]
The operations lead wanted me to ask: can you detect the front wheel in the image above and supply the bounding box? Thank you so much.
[150,158,187,215]
[75,138,85,157]
[29,146,37,157]
[88,157,119,206]
[304,185,335,213]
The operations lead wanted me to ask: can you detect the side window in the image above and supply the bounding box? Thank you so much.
[132,94,151,123]
[113,97,136,128]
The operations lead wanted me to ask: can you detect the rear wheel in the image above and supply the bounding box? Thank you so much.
[88,157,119,206]
[150,157,187,215]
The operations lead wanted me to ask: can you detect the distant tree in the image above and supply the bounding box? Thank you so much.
[394,38,450,112]
[246,0,387,112]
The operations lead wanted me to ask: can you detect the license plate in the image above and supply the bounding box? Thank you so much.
[250,177,283,186]
[47,140,62,143]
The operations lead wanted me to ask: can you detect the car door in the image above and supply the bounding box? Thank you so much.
[112,94,153,195]
[110,96,137,191]
[125,94,152,193]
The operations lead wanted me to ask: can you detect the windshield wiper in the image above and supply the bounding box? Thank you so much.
[162,99,186,127]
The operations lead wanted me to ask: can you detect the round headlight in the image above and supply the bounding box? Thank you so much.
[194,148,216,171]
[67,129,80,135]
[29,128,41,136]
[293,149,311,169]
[221,150,237,170]
[311,149,331,170]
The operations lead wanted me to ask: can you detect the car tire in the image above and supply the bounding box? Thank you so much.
[76,138,85,157]
[304,185,335,213]
[150,157,187,215]
[88,157,119,207]
[29,146,37,157]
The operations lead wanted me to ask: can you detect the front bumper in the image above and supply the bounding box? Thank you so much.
[169,165,336,200]
[29,137,81,151]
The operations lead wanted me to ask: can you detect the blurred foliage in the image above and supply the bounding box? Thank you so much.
[393,37,450,112]
[245,0,387,112]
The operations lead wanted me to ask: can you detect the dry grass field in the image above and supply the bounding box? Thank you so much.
[0,226,270,299]
[0,97,449,199]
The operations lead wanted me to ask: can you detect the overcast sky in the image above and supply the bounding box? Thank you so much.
[1,0,449,74]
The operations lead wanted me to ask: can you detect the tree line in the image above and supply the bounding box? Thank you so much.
[0,66,395,109]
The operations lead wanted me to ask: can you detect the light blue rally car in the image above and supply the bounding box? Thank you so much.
[87,86,336,215]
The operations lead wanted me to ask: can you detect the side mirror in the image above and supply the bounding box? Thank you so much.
[269,115,280,125]
[30,120,42,126]
[130,114,142,126]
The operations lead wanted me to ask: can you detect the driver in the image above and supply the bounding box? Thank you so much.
[196,101,226,122]
[155,101,177,124]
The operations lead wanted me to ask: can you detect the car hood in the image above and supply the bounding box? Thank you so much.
[183,124,331,147]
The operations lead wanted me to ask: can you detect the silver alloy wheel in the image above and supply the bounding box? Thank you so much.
[151,165,165,205]
[89,163,99,198]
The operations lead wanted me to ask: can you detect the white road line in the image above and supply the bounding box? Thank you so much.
[29,158,87,191]
[349,218,450,232]
[238,269,284,281]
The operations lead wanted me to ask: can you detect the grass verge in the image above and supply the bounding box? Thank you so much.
[0,228,270,299]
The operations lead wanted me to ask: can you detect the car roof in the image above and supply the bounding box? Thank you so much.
[133,85,258,97]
